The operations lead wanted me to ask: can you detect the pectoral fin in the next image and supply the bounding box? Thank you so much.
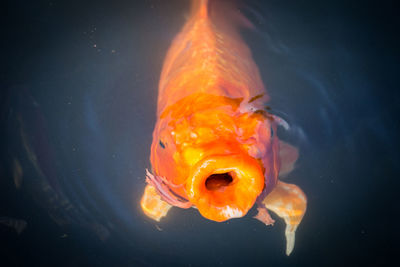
[140,185,172,221]
[279,141,299,177]
[262,181,307,255]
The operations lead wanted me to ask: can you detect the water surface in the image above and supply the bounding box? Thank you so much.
[1,0,399,266]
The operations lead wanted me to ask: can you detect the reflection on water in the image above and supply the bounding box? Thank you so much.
[1,0,398,266]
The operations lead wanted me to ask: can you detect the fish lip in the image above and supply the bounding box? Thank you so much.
[186,153,265,222]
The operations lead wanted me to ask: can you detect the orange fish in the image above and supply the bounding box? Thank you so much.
[140,0,307,255]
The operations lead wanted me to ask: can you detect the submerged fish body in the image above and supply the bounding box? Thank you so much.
[0,217,27,235]
[141,0,306,255]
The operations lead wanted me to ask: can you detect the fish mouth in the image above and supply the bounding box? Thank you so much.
[205,173,234,191]
[186,153,265,222]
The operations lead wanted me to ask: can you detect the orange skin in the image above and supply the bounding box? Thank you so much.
[147,0,280,222]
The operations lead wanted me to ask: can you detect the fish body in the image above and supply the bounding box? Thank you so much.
[141,0,306,255]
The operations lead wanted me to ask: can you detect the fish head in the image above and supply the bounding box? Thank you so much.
[151,95,280,222]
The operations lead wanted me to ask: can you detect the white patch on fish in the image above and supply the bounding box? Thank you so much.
[221,206,243,218]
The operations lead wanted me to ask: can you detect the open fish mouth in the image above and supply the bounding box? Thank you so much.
[205,172,233,191]
[186,153,265,222]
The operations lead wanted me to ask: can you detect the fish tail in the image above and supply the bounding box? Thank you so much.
[190,0,209,19]
[209,0,257,31]
[190,0,254,31]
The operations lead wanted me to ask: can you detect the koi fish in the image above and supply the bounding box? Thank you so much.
[140,0,307,255]
[0,217,27,234]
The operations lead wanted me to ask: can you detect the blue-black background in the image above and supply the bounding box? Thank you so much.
[1,0,399,266]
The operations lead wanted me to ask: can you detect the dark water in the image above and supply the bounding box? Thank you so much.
[1,0,399,266]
